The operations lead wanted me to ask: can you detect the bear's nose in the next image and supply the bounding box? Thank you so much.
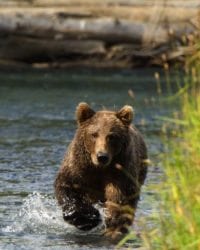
[97,152,109,165]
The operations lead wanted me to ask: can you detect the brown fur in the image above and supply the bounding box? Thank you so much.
[54,103,148,238]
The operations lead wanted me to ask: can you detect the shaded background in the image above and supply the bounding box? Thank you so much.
[0,0,199,69]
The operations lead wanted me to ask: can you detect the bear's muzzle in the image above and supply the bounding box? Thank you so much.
[97,151,110,165]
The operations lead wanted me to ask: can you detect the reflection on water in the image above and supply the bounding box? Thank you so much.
[0,69,176,249]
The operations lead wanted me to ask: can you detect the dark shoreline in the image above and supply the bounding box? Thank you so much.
[0,2,199,71]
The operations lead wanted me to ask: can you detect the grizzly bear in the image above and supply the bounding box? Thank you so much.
[55,102,148,238]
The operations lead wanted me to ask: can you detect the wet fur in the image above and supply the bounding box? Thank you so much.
[55,103,148,237]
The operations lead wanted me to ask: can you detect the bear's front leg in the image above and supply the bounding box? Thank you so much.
[104,182,139,238]
[55,174,101,231]
[62,201,101,231]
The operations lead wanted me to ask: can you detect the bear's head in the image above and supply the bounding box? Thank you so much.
[76,102,134,167]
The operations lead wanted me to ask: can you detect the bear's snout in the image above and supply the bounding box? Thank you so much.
[97,151,110,165]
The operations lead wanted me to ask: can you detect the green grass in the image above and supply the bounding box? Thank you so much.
[142,48,200,249]
[149,95,200,250]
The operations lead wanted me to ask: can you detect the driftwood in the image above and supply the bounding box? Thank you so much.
[0,1,199,69]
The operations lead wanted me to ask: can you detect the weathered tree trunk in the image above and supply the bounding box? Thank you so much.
[0,0,199,69]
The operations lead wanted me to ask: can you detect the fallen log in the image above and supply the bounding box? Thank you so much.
[0,11,196,46]
[0,3,199,69]
[0,36,105,62]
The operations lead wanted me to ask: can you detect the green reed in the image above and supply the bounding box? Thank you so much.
[142,41,200,250]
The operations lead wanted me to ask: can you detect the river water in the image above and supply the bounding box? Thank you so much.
[0,69,176,249]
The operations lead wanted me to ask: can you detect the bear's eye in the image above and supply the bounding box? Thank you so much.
[91,132,98,138]
[107,133,118,142]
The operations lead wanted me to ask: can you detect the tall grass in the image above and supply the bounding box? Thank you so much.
[142,42,200,249]
[150,95,200,250]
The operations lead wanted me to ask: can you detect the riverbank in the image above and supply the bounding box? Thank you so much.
[0,0,199,69]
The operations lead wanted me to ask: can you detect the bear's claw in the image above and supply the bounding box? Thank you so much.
[63,208,101,231]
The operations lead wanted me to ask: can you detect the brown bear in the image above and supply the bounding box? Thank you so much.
[54,102,148,238]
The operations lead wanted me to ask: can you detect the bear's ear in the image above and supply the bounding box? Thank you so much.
[116,105,134,126]
[76,102,95,125]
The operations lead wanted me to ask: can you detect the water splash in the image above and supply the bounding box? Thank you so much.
[2,192,105,235]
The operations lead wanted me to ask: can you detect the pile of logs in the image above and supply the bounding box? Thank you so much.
[0,0,199,69]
